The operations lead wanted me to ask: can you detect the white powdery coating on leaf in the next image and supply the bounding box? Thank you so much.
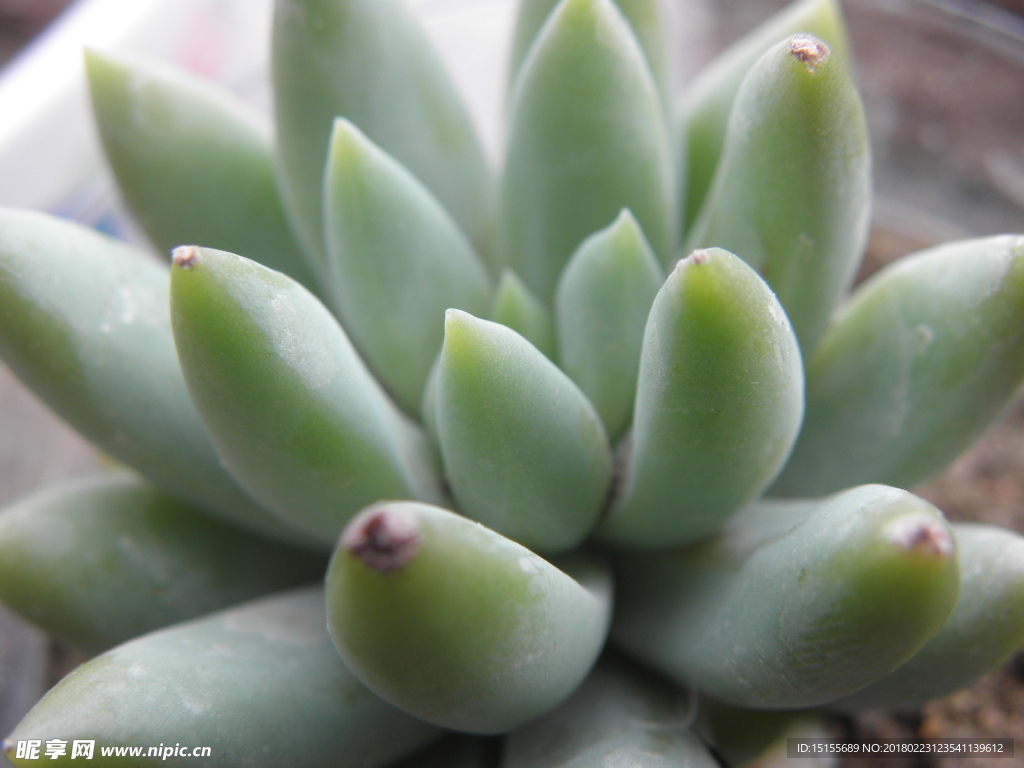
[268,292,336,391]
[221,597,326,648]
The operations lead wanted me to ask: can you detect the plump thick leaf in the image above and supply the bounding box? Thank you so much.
[273,0,491,271]
[681,0,850,229]
[772,235,1024,497]
[686,34,870,353]
[326,502,612,734]
[323,120,492,414]
[169,246,444,545]
[832,523,1024,711]
[697,701,809,767]
[612,486,959,708]
[85,50,317,290]
[0,471,323,654]
[500,0,674,303]
[599,248,803,549]
[0,209,302,543]
[509,0,677,109]
[4,588,440,767]
[504,654,716,768]
[555,209,663,443]
[436,310,611,554]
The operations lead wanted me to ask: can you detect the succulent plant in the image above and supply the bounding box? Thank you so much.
[1,0,1023,765]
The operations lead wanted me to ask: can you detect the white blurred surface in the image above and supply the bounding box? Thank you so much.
[0,0,516,227]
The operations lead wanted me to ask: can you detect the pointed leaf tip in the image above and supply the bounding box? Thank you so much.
[171,245,199,270]
[554,209,662,441]
[884,515,955,559]
[789,34,830,70]
[443,307,477,345]
[343,505,422,574]
[437,309,610,553]
[327,117,364,166]
[501,0,673,301]
[600,247,803,548]
[326,502,611,733]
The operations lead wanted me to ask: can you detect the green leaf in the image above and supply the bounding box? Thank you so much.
[500,0,674,303]
[612,485,960,708]
[4,588,440,767]
[555,209,663,442]
[700,709,836,768]
[598,248,803,549]
[504,654,716,768]
[0,471,323,654]
[325,502,612,734]
[509,0,677,110]
[169,245,444,545]
[323,120,492,415]
[489,269,556,360]
[832,523,1024,711]
[681,0,850,229]
[84,50,317,291]
[273,0,491,270]
[436,310,611,554]
[0,209,303,544]
[686,34,871,353]
[772,235,1024,497]
[697,701,807,767]
[419,353,442,443]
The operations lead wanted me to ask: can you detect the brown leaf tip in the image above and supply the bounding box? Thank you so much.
[789,35,829,72]
[172,245,200,270]
[689,249,710,265]
[886,516,954,559]
[343,506,421,573]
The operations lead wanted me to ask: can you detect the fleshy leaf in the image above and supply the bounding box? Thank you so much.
[0,209,303,544]
[504,655,717,768]
[686,34,871,353]
[599,248,803,549]
[697,701,808,767]
[273,0,491,270]
[681,0,850,229]
[509,0,677,110]
[84,50,317,290]
[490,269,556,360]
[500,0,674,303]
[4,588,440,767]
[323,120,492,414]
[832,523,1024,711]
[0,471,323,654]
[772,235,1024,497]
[702,710,837,768]
[169,245,444,545]
[555,209,663,442]
[325,502,612,734]
[436,310,611,554]
[612,486,960,708]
